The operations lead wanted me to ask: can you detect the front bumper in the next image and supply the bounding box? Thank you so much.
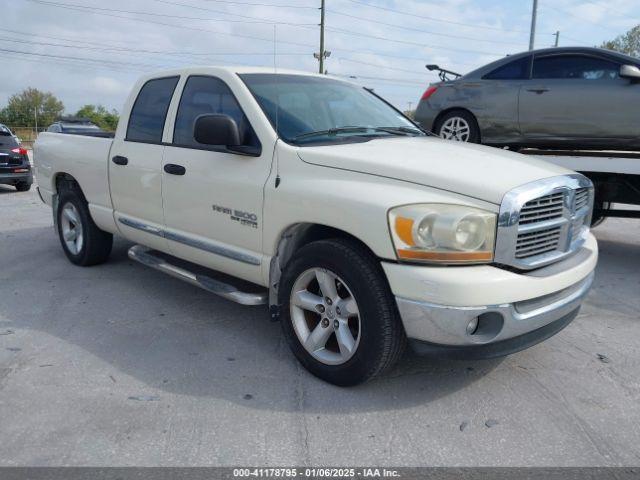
[384,233,597,358]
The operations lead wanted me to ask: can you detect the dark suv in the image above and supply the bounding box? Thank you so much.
[0,124,32,192]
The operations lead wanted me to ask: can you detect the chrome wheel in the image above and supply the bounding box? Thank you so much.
[440,116,471,142]
[60,203,83,255]
[290,268,361,366]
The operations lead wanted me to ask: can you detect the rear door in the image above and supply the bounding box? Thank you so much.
[476,54,532,141]
[109,76,179,251]
[519,53,636,141]
[160,74,273,284]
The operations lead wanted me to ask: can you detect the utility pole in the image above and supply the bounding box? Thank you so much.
[529,0,538,51]
[34,106,38,135]
[314,0,330,73]
[553,30,560,47]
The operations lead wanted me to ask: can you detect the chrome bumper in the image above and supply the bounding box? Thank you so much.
[396,271,594,348]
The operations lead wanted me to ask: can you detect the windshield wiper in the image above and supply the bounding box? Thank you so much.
[373,126,424,136]
[292,126,371,141]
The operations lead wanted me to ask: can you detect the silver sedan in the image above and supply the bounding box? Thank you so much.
[415,47,640,150]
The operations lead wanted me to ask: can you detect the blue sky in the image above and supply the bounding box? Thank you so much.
[0,0,638,115]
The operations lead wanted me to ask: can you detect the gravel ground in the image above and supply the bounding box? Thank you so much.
[0,185,639,466]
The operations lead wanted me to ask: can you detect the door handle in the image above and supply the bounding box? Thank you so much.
[112,155,128,166]
[164,163,186,176]
[526,88,549,94]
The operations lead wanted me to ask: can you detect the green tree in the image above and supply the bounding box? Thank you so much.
[601,25,640,58]
[75,104,119,132]
[0,88,64,129]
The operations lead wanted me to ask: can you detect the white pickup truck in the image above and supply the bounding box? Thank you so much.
[34,67,598,386]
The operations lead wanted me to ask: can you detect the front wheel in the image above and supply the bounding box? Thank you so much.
[279,239,406,386]
[435,110,480,143]
[56,191,113,266]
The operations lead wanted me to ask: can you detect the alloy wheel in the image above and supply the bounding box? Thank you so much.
[440,116,471,142]
[60,203,84,255]
[290,267,361,365]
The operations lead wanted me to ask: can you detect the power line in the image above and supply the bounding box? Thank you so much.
[337,58,434,77]
[195,0,317,8]
[325,26,505,56]
[26,0,316,26]
[20,0,318,49]
[540,2,627,34]
[0,36,310,58]
[0,47,166,70]
[342,0,539,35]
[332,73,426,86]
[327,8,526,46]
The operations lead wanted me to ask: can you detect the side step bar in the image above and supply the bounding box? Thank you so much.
[128,245,268,306]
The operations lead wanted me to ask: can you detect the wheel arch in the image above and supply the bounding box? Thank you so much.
[267,222,384,316]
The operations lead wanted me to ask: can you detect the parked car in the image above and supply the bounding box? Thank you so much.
[47,118,114,138]
[415,47,640,150]
[0,124,32,191]
[34,67,597,386]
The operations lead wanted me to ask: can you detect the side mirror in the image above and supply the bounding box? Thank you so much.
[194,114,241,146]
[620,64,640,81]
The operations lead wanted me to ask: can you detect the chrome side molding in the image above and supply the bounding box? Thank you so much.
[118,216,261,266]
[128,245,268,306]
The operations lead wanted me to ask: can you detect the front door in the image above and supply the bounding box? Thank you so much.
[109,76,179,251]
[161,75,274,284]
[519,53,637,141]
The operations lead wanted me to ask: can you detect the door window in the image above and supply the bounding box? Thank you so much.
[532,55,620,80]
[126,76,179,143]
[173,76,259,149]
[483,56,531,80]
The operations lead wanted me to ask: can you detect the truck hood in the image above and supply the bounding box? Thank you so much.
[297,136,571,205]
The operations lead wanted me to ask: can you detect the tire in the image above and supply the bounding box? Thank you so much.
[56,190,113,266]
[278,238,406,386]
[15,182,31,192]
[434,109,480,143]
[591,200,609,228]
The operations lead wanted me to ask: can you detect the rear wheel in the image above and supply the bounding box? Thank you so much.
[15,181,31,192]
[279,239,406,386]
[56,190,113,266]
[435,110,480,143]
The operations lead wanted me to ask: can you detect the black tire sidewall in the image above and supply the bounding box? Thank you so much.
[436,110,480,143]
[279,240,401,386]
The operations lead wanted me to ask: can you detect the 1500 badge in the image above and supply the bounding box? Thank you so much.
[212,204,258,229]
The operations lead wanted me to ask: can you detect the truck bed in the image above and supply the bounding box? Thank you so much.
[34,132,114,215]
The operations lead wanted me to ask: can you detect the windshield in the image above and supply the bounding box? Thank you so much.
[240,74,423,145]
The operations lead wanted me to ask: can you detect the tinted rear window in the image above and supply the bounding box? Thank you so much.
[484,56,531,80]
[126,76,179,143]
[0,134,18,147]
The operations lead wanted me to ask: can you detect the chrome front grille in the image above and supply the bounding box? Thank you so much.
[515,226,562,259]
[518,192,564,225]
[495,175,594,270]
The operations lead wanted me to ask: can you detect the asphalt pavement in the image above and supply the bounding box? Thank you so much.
[1,185,639,466]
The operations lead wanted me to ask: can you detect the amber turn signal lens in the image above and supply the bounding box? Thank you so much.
[396,249,493,262]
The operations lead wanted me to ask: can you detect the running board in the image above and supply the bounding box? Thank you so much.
[128,245,268,306]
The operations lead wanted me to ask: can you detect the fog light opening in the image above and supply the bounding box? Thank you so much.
[467,312,504,343]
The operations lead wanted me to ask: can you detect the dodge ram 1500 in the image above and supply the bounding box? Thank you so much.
[34,67,598,386]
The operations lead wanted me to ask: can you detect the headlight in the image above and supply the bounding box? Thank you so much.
[388,204,497,264]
